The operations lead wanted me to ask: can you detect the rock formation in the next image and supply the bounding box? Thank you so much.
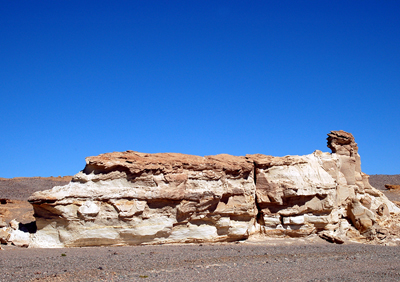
[385,184,400,190]
[0,219,32,247]
[28,131,400,248]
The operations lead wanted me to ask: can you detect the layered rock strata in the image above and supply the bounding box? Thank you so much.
[29,154,257,247]
[28,131,400,248]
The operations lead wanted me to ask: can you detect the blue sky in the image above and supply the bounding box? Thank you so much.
[1,1,399,177]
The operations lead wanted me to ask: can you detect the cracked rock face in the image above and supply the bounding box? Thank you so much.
[29,153,257,247]
[28,131,400,248]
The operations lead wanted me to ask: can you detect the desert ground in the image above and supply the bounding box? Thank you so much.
[1,239,400,281]
[1,175,400,281]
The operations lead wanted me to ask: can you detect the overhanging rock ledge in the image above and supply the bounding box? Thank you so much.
[28,130,400,247]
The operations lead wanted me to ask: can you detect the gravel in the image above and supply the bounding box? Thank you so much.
[1,240,400,281]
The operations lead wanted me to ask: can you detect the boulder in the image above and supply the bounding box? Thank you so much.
[9,219,19,230]
[348,199,376,234]
[0,228,10,244]
[8,229,30,247]
[28,131,400,247]
[0,220,32,247]
[319,230,345,244]
[0,217,6,228]
[385,184,400,190]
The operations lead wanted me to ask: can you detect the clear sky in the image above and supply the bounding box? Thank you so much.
[1,1,399,178]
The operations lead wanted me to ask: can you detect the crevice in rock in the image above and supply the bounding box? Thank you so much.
[146,199,180,209]
[220,194,230,205]
[255,199,264,226]
[252,162,265,226]
[18,221,37,234]
[253,163,257,186]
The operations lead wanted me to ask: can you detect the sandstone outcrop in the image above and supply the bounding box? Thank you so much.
[29,153,257,247]
[27,131,400,248]
[385,184,400,190]
[0,219,32,247]
[0,217,7,228]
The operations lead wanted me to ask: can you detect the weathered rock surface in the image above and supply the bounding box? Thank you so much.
[0,217,7,228]
[0,228,10,244]
[28,131,400,248]
[29,153,257,247]
[0,219,33,247]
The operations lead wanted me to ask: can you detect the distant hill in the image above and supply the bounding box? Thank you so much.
[369,174,400,190]
[0,176,72,201]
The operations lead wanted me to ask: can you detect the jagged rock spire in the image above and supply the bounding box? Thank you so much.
[327,130,358,156]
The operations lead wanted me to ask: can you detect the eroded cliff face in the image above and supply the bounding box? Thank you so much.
[28,131,400,248]
[28,153,257,247]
